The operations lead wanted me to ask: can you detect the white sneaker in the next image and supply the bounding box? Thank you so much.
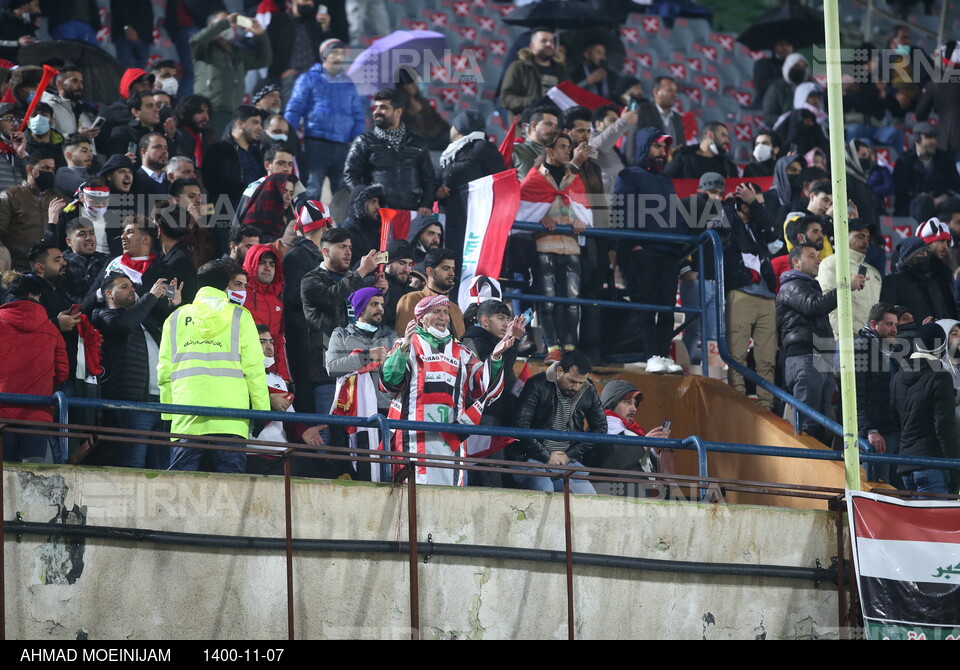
[665,357,683,374]
[646,356,667,373]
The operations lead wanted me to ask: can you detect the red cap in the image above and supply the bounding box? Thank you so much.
[119,68,155,98]
[917,217,952,246]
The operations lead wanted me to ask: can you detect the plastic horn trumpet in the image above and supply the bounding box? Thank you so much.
[19,64,60,132]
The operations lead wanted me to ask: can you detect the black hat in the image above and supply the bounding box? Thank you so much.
[387,239,415,263]
[97,153,135,178]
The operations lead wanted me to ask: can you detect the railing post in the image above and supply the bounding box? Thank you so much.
[698,245,708,378]
[283,452,295,641]
[407,460,420,640]
[53,391,68,464]
[563,472,575,641]
[682,436,710,501]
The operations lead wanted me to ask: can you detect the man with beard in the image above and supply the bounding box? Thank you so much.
[252,82,282,117]
[285,39,363,200]
[94,272,182,469]
[344,88,436,215]
[326,287,396,479]
[395,248,465,339]
[302,228,384,417]
[629,76,682,168]
[131,132,171,196]
[41,66,100,152]
[512,106,560,181]
[893,121,960,220]
[406,215,443,265]
[881,236,952,325]
[340,183,385,265]
[204,106,265,209]
[917,217,959,319]
[62,220,109,305]
[664,122,738,179]
[27,240,80,378]
[817,221,879,338]
[772,214,828,288]
[0,148,64,271]
[380,294,511,486]
[170,95,212,170]
[613,128,682,361]
[382,239,414,331]
[499,29,569,121]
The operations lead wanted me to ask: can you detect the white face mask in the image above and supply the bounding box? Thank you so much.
[708,141,724,157]
[263,355,275,368]
[228,289,246,305]
[355,320,377,332]
[753,143,773,162]
[84,203,108,219]
[158,77,179,97]
[426,326,450,339]
[267,132,288,143]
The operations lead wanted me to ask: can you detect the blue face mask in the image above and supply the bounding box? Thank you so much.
[28,115,50,136]
[267,132,288,143]
[895,44,911,57]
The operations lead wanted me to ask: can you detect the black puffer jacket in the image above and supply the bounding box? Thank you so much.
[343,128,437,212]
[510,363,607,463]
[891,355,959,489]
[301,264,368,384]
[879,261,952,325]
[775,269,838,357]
[92,293,159,402]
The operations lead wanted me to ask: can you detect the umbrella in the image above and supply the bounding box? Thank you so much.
[502,0,614,30]
[346,30,447,97]
[737,2,825,52]
[18,40,125,105]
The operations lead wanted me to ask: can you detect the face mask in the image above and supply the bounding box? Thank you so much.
[787,174,803,190]
[267,132,288,143]
[859,157,873,172]
[34,170,54,191]
[356,320,377,332]
[296,2,319,18]
[21,12,30,24]
[753,144,772,162]
[158,77,179,97]
[788,68,806,84]
[28,115,50,136]
[895,44,911,57]
[427,325,450,339]
[263,355,275,368]
[228,289,246,305]
[84,203,108,219]
[25,89,36,103]
[708,141,726,157]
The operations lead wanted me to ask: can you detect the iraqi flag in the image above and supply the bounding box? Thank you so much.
[498,114,519,168]
[516,167,593,228]
[847,491,960,639]
[546,80,621,112]
[457,169,521,311]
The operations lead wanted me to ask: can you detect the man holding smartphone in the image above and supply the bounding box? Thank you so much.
[816,219,878,339]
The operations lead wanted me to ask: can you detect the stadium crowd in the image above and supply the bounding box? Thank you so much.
[0,0,958,495]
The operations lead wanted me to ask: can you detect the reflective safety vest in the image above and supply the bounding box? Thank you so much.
[158,286,270,438]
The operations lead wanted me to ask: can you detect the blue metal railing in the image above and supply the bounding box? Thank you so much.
[2,393,957,488]
[510,220,873,452]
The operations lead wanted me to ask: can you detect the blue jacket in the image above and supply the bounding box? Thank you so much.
[284,64,366,144]
[613,126,682,257]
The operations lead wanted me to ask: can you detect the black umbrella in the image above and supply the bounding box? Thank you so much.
[737,2,825,52]
[18,40,126,105]
[502,0,615,30]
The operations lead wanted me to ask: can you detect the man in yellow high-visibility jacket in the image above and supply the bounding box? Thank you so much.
[159,260,270,472]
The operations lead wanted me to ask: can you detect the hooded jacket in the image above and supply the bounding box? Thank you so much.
[498,47,570,116]
[762,52,809,127]
[880,248,952,324]
[0,298,68,422]
[157,286,270,438]
[613,126,680,258]
[407,213,444,263]
[342,184,386,267]
[242,244,289,380]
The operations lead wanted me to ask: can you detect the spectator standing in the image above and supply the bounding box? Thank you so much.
[343,88,436,215]
[284,38,364,200]
[589,104,637,193]
[762,53,810,129]
[406,215,443,266]
[916,40,960,161]
[395,248,465,339]
[107,91,176,158]
[664,122,738,179]
[171,95,212,170]
[499,29,569,121]
[512,106,559,180]
[265,1,332,101]
[62,219,108,305]
[242,244,289,381]
[191,12,272,137]
[165,0,226,98]
[893,121,960,220]
[891,322,959,495]
[753,39,794,108]
[94,272,182,468]
[40,67,99,153]
[345,0,390,46]
[0,1,38,64]
[854,303,902,485]
[816,221,881,338]
[161,261,270,473]
[52,136,94,197]
[880,237,952,325]
[109,0,154,69]
[0,147,62,272]
[743,130,782,178]
[382,239,414,331]
[204,106,265,210]
[510,349,605,494]
[41,0,99,44]
[380,294,510,486]
[917,217,959,320]
[130,132,171,197]
[630,76,683,167]
[0,274,67,462]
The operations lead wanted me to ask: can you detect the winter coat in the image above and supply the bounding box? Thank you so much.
[301,263,368,384]
[242,244,289,380]
[0,181,62,271]
[283,63,365,144]
[92,292,160,402]
[157,286,270,438]
[343,127,438,212]
[853,326,900,438]
[775,269,838,357]
[892,148,960,216]
[190,17,272,112]
[325,321,397,408]
[891,354,959,487]
[204,135,264,208]
[510,362,607,463]
[721,199,779,294]
[663,144,739,179]
[498,48,569,116]
[0,298,68,422]
[461,324,518,422]
[879,260,952,325]
[62,250,109,306]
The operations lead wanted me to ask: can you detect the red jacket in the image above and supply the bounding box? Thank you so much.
[242,244,289,380]
[0,299,68,422]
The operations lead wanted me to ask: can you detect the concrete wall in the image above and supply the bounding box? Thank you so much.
[4,465,840,640]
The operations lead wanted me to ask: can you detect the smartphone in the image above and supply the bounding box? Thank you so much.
[235,15,254,29]
[522,307,534,323]
[857,264,867,276]
[126,141,137,155]
[165,283,176,299]
[662,420,672,432]
[628,100,639,112]
[376,251,389,265]
[202,203,215,216]
[317,3,328,13]
[91,116,105,129]
[69,304,81,316]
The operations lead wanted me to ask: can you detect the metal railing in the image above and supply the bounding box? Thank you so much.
[510,220,873,452]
